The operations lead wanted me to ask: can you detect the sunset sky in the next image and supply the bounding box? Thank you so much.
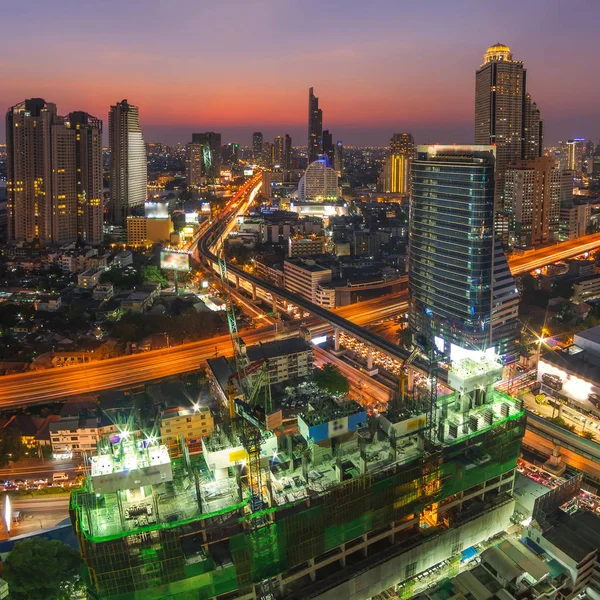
[2,0,598,146]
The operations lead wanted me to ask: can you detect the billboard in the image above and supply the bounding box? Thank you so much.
[185,212,199,224]
[160,250,191,272]
[145,201,169,219]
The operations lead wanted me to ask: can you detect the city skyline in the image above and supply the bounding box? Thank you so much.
[1,0,598,146]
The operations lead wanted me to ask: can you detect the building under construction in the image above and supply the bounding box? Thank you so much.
[70,350,525,600]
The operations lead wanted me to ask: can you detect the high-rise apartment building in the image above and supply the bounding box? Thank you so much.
[504,157,559,248]
[65,112,104,245]
[385,132,415,194]
[566,138,586,173]
[262,142,274,169]
[273,136,284,166]
[186,143,203,189]
[308,87,323,163]
[475,44,542,212]
[297,156,339,202]
[283,134,292,171]
[409,145,519,359]
[191,132,222,181]
[109,100,147,225]
[6,98,102,246]
[252,132,263,165]
[222,142,239,165]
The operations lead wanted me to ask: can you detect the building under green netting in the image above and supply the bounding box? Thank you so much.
[71,353,526,600]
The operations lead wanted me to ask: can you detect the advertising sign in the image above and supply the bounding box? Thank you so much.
[160,250,191,272]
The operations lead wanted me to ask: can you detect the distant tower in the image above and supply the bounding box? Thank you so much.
[308,88,323,163]
[186,142,203,189]
[387,132,415,194]
[274,136,284,167]
[65,112,104,244]
[284,134,293,170]
[192,132,222,181]
[252,132,263,165]
[475,44,543,213]
[109,99,147,225]
[334,141,344,177]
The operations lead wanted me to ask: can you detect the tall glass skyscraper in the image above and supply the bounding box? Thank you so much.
[308,87,323,164]
[409,145,519,360]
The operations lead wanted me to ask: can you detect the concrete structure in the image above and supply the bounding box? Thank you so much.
[284,258,332,304]
[159,405,214,458]
[126,216,172,247]
[185,142,203,189]
[288,235,325,258]
[78,268,103,289]
[298,156,338,202]
[504,157,559,248]
[6,99,103,245]
[93,283,114,301]
[475,44,543,213]
[108,100,147,225]
[559,202,591,241]
[244,337,313,385]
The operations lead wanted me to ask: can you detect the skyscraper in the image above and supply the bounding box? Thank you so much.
[65,111,104,245]
[186,143,203,189]
[322,129,334,165]
[409,145,519,359]
[109,99,147,225]
[262,142,274,169]
[222,142,239,165]
[504,157,558,248]
[192,132,222,181]
[252,132,263,165]
[475,44,543,212]
[283,134,292,171]
[273,136,284,167]
[334,140,344,177]
[387,132,415,194]
[6,98,102,246]
[308,87,323,163]
[566,138,586,173]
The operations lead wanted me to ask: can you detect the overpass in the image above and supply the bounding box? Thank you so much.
[508,232,600,275]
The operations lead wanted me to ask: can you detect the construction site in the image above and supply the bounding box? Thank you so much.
[70,341,525,600]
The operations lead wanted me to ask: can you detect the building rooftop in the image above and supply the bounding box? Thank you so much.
[543,509,600,563]
[245,338,311,362]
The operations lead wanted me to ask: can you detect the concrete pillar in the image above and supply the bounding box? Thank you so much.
[235,274,240,288]
[367,347,374,371]
[308,559,316,582]
[272,296,277,314]
[252,284,257,302]
[407,368,414,393]
[339,544,347,567]
[361,535,368,557]
[334,327,340,352]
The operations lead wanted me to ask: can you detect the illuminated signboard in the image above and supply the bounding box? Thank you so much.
[160,250,191,272]
[244,168,254,177]
[185,212,199,224]
[311,335,327,345]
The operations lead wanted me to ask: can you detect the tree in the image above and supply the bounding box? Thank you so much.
[3,537,83,600]
[0,427,25,467]
[312,364,350,396]
[141,265,168,287]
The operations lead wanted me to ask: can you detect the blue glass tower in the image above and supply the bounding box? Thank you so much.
[409,145,519,360]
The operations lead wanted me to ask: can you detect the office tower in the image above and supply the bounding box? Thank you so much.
[409,145,519,359]
[387,132,415,194]
[334,140,344,177]
[475,44,543,212]
[283,134,292,170]
[192,132,222,181]
[273,136,284,166]
[222,142,239,165]
[109,99,147,225]
[186,143,203,189]
[6,98,80,246]
[252,131,263,164]
[322,129,334,165]
[65,112,103,245]
[297,155,338,201]
[566,138,586,173]
[308,87,323,163]
[504,157,558,248]
[523,94,543,160]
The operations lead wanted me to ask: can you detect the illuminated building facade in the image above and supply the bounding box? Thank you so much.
[409,145,519,359]
[308,87,323,163]
[108,100,147,225]
[191,132,222,181]
[186,142,203,189]
[273,136,284,167]
[6,98,102,246]
[385,132,415,194]
[504,156,559,248]
[566,138,586,174]
[66,112,104,245]
[297,155,339,202]
[475,44,543,213]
